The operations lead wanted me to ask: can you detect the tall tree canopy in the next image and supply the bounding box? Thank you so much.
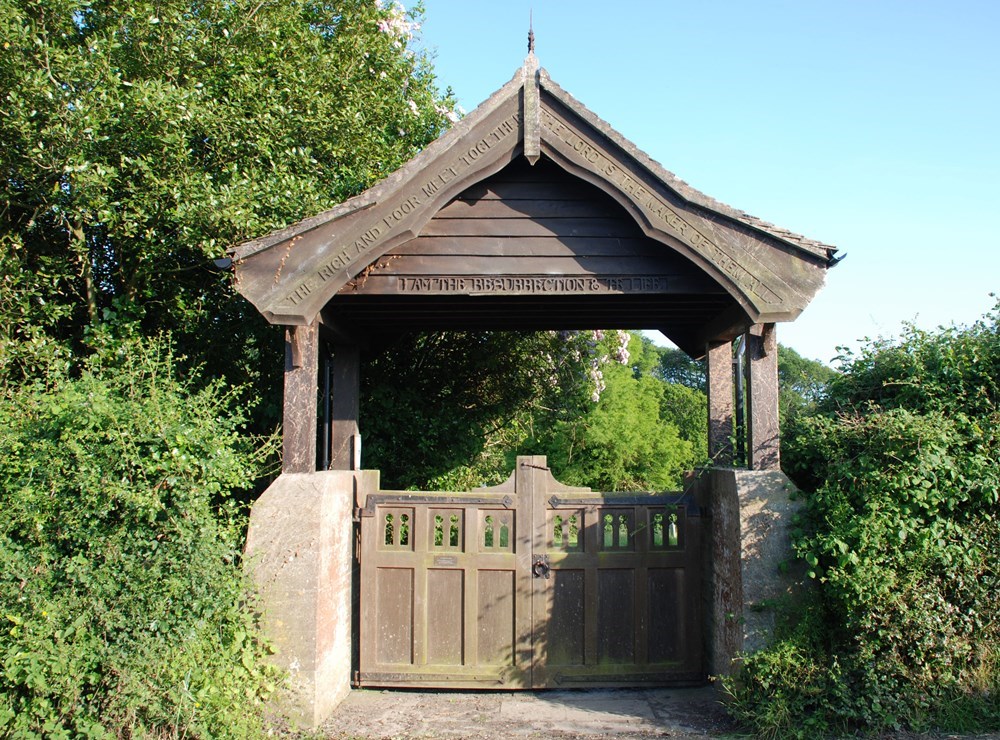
[0,0,457,387]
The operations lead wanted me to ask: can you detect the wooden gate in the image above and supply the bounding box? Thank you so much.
[356,456,704,688]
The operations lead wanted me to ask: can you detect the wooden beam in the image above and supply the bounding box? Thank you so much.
[706,341,734,466]
[329,344,361,471]
[745,323,780,470]
[283,323,319,473]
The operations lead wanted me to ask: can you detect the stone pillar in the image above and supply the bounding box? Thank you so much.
[695,470,742,676]
[329,344,361,471]
[245,469,379,728]
[706,340,734,466]
[745,323,780,471]
[283,324,319,473]
[698,467,802,675]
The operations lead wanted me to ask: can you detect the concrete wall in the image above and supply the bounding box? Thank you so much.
[244,471,358,728]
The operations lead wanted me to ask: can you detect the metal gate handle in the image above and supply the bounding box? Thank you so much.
[532,557,550,579]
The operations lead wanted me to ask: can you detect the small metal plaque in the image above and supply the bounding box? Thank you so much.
[433,555,458,567]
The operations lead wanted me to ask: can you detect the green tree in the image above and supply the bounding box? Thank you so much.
[654,345,706,391]
[362,330,709,492]
[0,0,456,396]
[777,344,837,422]
[0,2,456,734]
[539,361,696,490]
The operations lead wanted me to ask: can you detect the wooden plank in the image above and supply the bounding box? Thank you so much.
[421,216,639,239]
[389,236,665,258]
[352,255,711,278]
[545,569,586,666]
[683,517,705,673]
[435,198,621,220]
[707,341,734,466]
[282,324,318,474]
[634,507,650,667]
[457,179,601,202]
[583,507,599,669]
[329,343,360,470]
[477,569,516,665]
[597,569,635,663]
[647,569,683,663]
[746,323,780,470]
[426,569,464,665]
[375,567,413,664]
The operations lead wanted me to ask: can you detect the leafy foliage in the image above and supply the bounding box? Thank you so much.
[363,331,708,492]
[728,304,1000,737]
[0,0,455,402]
[0,338,279,738]
[0,1,454,734]
[777,344,836,423]
[653,345,706,391]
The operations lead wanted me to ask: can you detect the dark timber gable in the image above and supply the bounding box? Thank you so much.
[230,53,836,356]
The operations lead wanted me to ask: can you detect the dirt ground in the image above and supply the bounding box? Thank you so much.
[304,685,742,739]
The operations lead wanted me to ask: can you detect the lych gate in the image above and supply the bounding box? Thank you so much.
[233,50,836,725]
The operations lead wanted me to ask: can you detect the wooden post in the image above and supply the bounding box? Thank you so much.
[745,323,780,470]
[706,340,734,466]
[329,344,361,470]
[283,324,319,473]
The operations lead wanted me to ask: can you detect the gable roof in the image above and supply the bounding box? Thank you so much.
[230,53,836,348]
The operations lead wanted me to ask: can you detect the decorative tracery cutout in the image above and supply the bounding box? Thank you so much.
[380,508,414,550]
[481,511,512,552]
[431,509,463,550]
[400,513,410,547]
[652,512,664,547]
[434,514,445,547]
[384,513,394,546]
[551,510,583,551]
[484,515,495,548]
[650,508,682,550]
[601,510,633,550]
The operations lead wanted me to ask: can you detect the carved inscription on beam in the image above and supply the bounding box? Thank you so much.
[393,275,674,294]
[540,108,784,308]
[273,112,522,314]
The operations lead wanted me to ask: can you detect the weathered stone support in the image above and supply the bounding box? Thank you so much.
[706,340,734,466]
[329,344,361,470]
[745,323,780,471]
[245,470,378,727]
[694,467,802,675]
[283,324,319,473]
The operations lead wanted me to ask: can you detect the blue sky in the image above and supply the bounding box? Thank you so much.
[414,0,999,364]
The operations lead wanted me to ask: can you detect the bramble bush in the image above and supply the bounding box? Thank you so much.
[727,302,1000,737]
[0,337,278,738]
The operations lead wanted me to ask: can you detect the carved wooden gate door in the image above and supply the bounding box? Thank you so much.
[356,456,704,688]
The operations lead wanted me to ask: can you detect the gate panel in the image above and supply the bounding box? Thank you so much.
[358,457,705,689]
[358,482,532,688]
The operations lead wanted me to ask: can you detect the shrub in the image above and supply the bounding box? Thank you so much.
[0,337,278,738]
[727,303,1000,737]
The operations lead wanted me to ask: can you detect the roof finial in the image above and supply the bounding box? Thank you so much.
[528,10,535,54]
